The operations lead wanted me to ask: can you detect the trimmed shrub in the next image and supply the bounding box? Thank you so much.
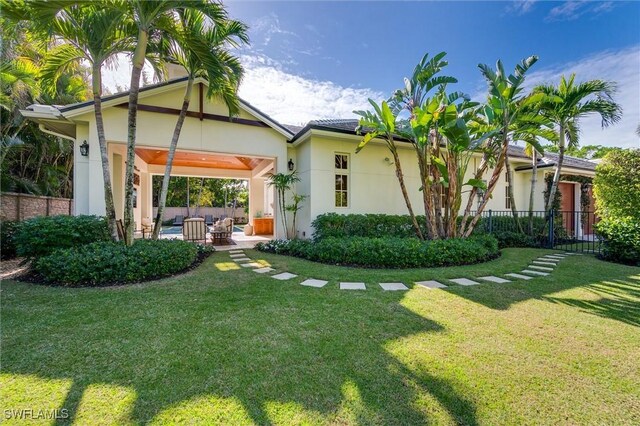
[595,217,640,266]
[492,231,539,249]
[15,215,111,259]
[1,220,20,259]
[593,149,640,222]
[34,239,200,286]
[256,235,499,269]
[312,213,426,240]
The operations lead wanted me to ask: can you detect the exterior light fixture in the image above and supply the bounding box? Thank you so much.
[288,158,294,171]
[79,140,89,156]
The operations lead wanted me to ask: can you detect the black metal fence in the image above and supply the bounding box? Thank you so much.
[475,209,600,253]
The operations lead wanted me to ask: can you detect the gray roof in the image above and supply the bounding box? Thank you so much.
[290,118,596,172]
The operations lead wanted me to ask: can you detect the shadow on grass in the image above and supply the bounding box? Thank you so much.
[445,256,640,327]
[2,272,479,425]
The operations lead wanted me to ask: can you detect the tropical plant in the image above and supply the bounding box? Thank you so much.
[152,9,248,239]
[33,3,136,241]
[523,139,544,234]
[286,193,308,239]
[534,74,622,215]
[121,0,228,245]
[459,56,556,237]
[267,171,300,239]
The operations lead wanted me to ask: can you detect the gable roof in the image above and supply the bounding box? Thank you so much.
[290,118,597,172]
[24,76,294,139]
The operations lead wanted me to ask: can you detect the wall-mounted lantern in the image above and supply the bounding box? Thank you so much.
[288,158,294,171]
[79,140,89,156]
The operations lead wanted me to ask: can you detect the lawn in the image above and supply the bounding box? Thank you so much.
[1,248,639,425]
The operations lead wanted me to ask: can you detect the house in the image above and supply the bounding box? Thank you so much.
[20,76,597,240]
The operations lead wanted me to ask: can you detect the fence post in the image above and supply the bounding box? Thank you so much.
[488,209,493,234]
[548,209,555,248]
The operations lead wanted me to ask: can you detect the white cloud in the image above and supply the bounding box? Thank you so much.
[545,0,615,21]
[251,13,298,46]
[506,0,538,15]
[237,55,384,126]
[524,46,639,148]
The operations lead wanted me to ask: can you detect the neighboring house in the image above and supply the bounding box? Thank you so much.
[20,76,597,239]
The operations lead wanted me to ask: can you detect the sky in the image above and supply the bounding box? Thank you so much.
[104,0,640,148]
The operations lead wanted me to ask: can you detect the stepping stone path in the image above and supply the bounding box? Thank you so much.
[379,282,409,291]
[528,265,554,271]
[478,276,511,284]
[301,279,328,288]
[253,267,274,274]
[522,269,549,276]
[449,278,481,286]
[340,282,366,290]
[224,249,574,292]
[271,272,297,281]
[415,280,447,289]
[505,273,534,280]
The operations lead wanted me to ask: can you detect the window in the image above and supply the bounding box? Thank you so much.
[335,153,349,207]
[477,179,487,209]
[505,170,511,209]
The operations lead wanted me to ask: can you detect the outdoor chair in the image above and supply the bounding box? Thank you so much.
[173,215,184,226]
[211,218,234,245]
[204,214,214,226]
[116,219,125,241]
[141,217,153,238]
[182,217,207,243]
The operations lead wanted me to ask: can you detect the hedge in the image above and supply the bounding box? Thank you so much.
[15,215,111,258]
[256,235,499,269]
[34,239,204,286]
[1,221,19,260]
[312,213,426,240]
[595,217,640,266]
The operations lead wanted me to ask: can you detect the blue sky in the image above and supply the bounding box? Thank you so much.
[104,1,640,147]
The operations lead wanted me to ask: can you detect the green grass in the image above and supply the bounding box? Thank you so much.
[1,248,639,425]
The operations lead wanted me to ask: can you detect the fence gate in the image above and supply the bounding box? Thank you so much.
[479,209,600,254]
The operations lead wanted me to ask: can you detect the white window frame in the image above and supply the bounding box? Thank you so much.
[334,153,349,208]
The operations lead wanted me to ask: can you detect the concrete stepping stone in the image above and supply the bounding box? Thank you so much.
[241,262,261,268]
[340,282,366,290]
[271,272,297,280]
[522,269,549,276]
[232,257,251,262]
[478,276,511,284]
[415,280,447,289]
[538,257,559,262]
[449,278,481,286]
[253,267,274,274]
[529,265,554,271]
[229,253,246,258]
[300,279,328,288]
[379,282,409,291]
[544,255,565,260]
[229,250,244,254]
[533,261,557,266]
[505,273,533,280]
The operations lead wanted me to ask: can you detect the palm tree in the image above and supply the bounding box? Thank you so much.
[523,139,544,234]
[534,74,622,215]
[35,4,135,240]
[267,171,300,240]
[121,0,228,245]
[152,10,248,239]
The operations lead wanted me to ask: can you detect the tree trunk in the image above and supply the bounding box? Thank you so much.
[391,145,424,240]
[458,155,488,235]
[152,79,194,239]
[505,153,524,233]
[123,29,149,245]
[462,142,509,237]
[416,147,436,239]
[528,149,537,235]
[92,64,118,241]
[545,126,565,213]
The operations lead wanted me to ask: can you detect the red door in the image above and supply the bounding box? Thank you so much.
[559,182,575,235]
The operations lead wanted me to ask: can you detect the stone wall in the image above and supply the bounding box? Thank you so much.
[1,192,73,221]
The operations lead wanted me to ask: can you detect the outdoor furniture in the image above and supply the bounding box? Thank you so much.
[116,219,125,241]
[182,218,207,243]
[173,215,184,226]
[253,217,274,235]
[141,217,153,238]
[204,214,214,226]
[211,218,234,244]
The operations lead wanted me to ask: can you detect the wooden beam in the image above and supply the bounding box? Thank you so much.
[115,103,269,128]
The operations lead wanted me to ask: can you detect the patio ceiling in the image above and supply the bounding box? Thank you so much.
[135,148,265,170]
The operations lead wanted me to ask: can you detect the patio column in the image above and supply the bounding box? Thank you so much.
[249,176,265,227]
